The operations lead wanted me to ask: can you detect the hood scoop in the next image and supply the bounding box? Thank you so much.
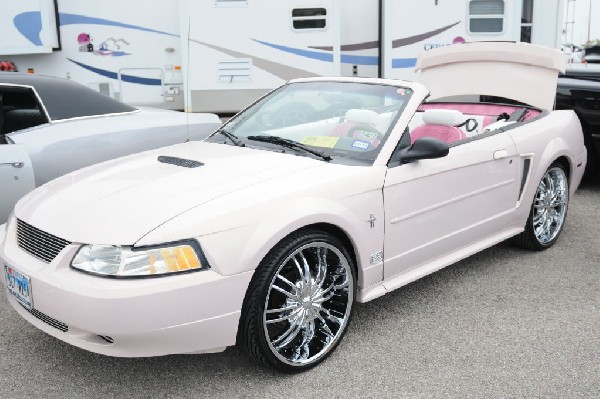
[157,156,203,168]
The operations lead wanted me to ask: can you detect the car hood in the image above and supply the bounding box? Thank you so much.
[15,141,323,245]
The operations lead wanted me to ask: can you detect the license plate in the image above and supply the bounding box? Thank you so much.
[4,264,33,310]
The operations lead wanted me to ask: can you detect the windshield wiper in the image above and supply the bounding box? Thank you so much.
[214,128,245,147]
[247,135,332,161]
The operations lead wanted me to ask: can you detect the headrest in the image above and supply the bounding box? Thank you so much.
[422,109,465,126]
[345,109,378,125]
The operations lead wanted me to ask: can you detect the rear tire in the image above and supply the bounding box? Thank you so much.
[237,229,356,373]
[511,163,569,250]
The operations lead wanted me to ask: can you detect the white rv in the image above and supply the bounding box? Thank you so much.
[1,0,564,113]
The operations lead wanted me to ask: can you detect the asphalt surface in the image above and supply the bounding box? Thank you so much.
[1,179,598,399]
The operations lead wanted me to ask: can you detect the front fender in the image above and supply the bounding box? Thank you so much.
[197,193,385,288]
[136,164,387,288]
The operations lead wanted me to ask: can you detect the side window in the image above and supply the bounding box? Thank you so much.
[468,0,505,34]
[291,8,327,30]
[0,86,49,135]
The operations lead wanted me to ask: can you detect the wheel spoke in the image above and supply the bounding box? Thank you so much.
[266,308,302,324]
[292,256,306,286]
[274,314,306,349]
[321,289,338,303]
[317,282,335,298]
[333,273,349,290]
[299,320,316,348]
[533,209,546,225]
[319,307,343,326]
[550,199,565,208]
[272,284,297,300]
[266,304,299,314]
[290,320,315,362]
[315,247,328,287]
[315,313,335,338]
[547,175,555,194]
[276,274,298,293]
[545,176,554,198]
[299,252,312,288]
[272,311,302,344]
[539,179,547,195]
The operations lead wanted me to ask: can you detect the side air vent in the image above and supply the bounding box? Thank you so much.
[157,156,203,168]
[518,158,532,201]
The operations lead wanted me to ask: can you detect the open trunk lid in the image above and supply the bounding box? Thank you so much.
[416,42,565,110]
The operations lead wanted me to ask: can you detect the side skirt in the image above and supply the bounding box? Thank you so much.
[356,227,523,303]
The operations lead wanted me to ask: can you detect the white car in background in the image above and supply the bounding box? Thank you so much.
[0,73,221,222]
[0,43,587,373]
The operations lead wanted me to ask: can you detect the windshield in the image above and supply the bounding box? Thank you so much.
[209,81,412,163]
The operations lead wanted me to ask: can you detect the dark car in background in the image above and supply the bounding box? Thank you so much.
[583,46,600,64]
[557,67,600,175]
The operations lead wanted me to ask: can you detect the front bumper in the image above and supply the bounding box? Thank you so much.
[0,220,253,357]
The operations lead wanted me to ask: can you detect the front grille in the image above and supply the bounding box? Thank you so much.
[16,219,71,263]
[20,304,69,332]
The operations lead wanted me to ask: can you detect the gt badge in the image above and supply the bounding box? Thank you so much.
[370,251,383,264]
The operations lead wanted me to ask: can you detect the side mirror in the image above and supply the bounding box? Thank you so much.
[398,137,449,164]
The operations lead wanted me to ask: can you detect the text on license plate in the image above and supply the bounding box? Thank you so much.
[4,264,33,310]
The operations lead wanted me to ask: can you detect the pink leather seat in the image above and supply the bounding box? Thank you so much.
[410,124,466,144]
[482,115,495,128]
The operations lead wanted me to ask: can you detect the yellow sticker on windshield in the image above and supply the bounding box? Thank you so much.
[301,136,339,148]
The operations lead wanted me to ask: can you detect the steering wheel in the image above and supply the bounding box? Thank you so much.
[271,102,317,128]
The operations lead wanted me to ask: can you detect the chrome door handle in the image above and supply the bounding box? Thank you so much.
[493,150,508,160]
[0,161,24,168]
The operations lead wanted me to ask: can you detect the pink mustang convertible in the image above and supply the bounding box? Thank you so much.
[0,43,587,372]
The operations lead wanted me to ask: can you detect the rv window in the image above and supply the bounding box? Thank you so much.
[468,0,504,33]
[292,8,327,30]
[520,0,534,42]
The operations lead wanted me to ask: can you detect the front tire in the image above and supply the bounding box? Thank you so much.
[237,229,356,373]
[511,163,569,250]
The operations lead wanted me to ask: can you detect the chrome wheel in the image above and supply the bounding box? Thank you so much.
[532,166,568,245]
[263,242,353,366]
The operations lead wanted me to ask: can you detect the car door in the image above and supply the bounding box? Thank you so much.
[0,144,35,223]
[382,131,520,281]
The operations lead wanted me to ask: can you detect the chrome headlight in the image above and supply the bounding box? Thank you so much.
[71,241,209,278]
